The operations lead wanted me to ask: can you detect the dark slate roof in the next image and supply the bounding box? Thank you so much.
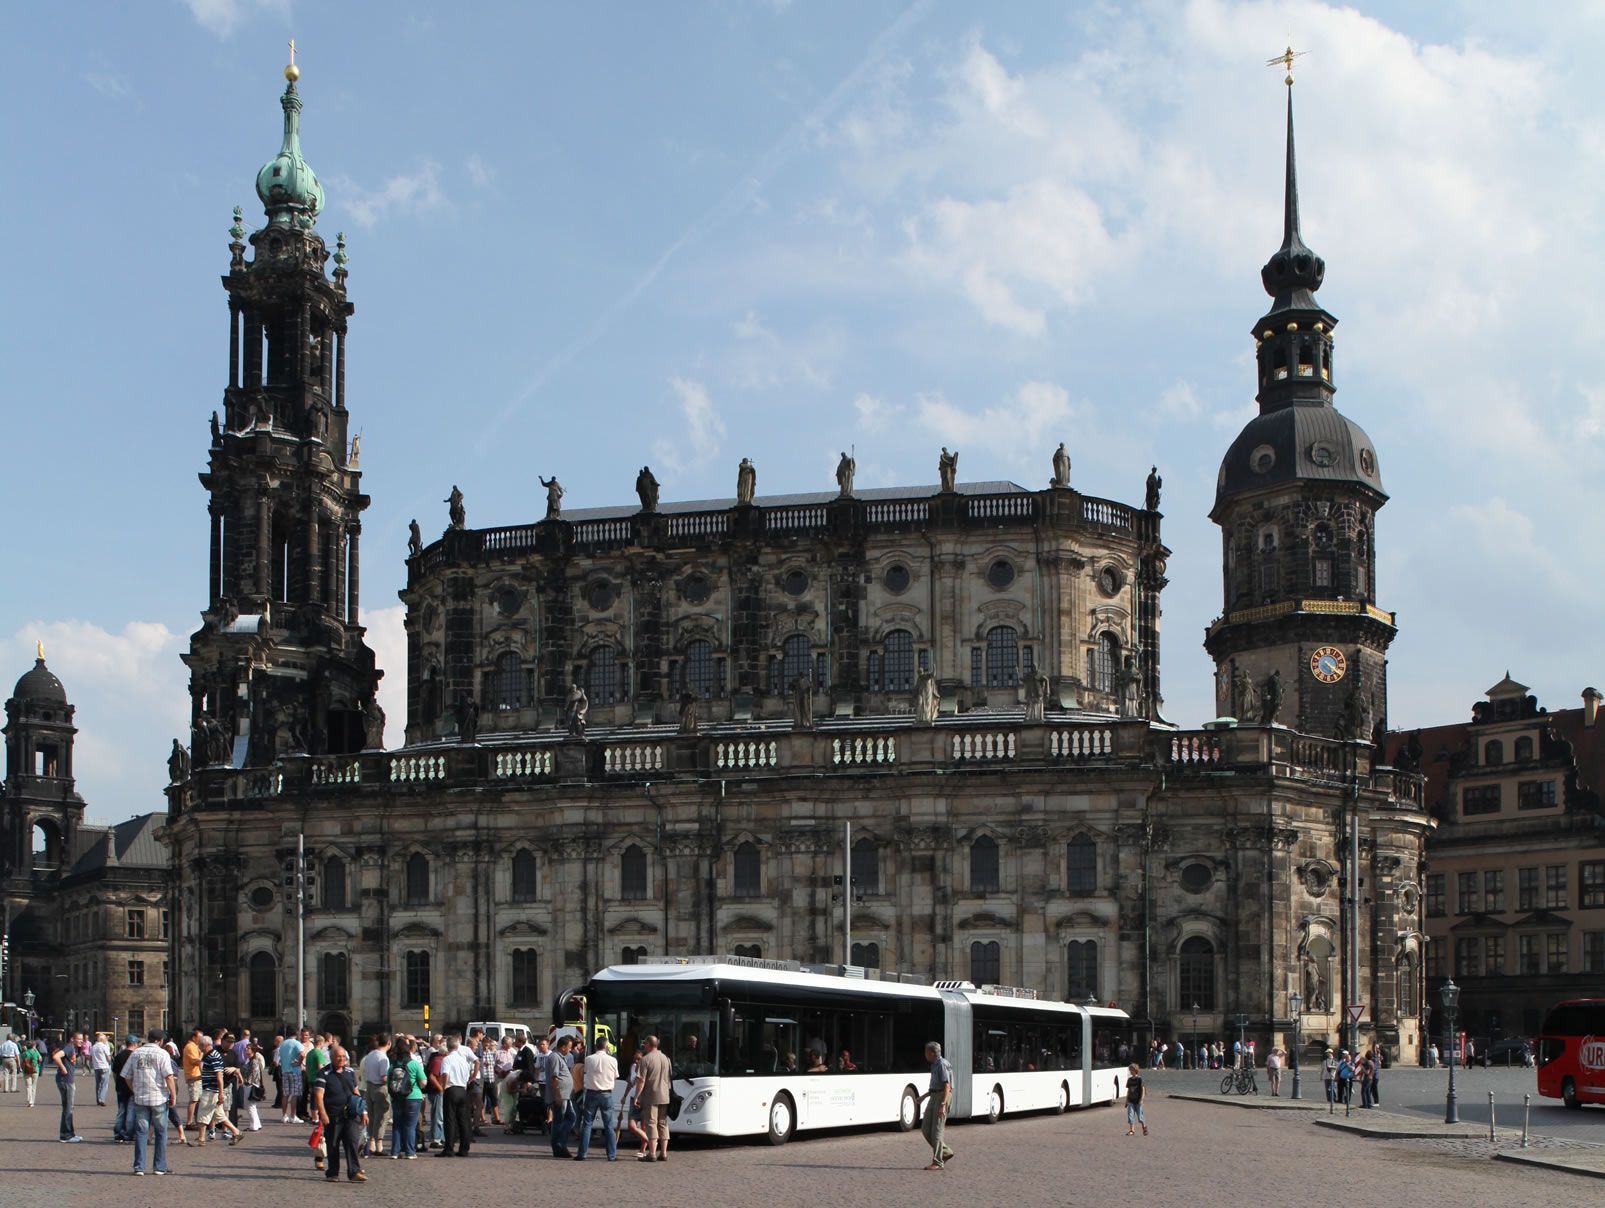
[68,813,165,876]
[11,658,68,705]
[561,480,1029,522]
[1214,404,1384,514]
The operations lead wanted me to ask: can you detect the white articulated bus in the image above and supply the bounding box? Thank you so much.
[558,955,1130,1145]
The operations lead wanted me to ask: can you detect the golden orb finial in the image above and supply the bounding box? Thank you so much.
[285,37,300,82]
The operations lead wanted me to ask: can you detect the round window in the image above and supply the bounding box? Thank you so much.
[1179,863,1213,893]
[247,886,274,912]
[782,569,810,597]
[586,580,616,612]
[986,559,1016,590]
[1097,567,1122,597]
[1251,444,1276,474]
[682,573,712,605]
[1359,447,1376,476]
[884,564,911,594]
[496,588,522,617]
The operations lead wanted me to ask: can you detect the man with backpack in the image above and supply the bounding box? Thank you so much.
[312,1045,366,1183]
[1336,1050,1355,1106]
[359,1033,392,1157]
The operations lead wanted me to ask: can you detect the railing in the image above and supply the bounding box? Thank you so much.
[1050,727,1113,760]
[866,500,928,526]
[832,735,899,767]
[766,505,827,532]
[1167,733,1222,766]
[603,744,664,775]
[390,754,448,783]
[668,512,729,539]
[951,732,1016,762]
[1081,498,1134,529]
[494,748,555,779]
[966,494,1035,522]
[1373,767,1425,807]
[714,739,779,771]
[572,518,632,548]
[310,757,362,786]
[482,525,539,555]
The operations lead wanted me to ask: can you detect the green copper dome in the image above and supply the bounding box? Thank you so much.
[255,76,324,227]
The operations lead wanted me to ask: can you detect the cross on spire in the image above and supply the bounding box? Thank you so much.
[1265,45,1306,87]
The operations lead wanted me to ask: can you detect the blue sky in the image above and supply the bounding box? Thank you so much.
[4,1,1602,825]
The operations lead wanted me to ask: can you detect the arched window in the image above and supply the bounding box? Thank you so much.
[511,849,538,903]
[323,856,347,911]
[732,943,762,960]
[781,634,812,691]
[490,652,525,711]
[732,841,761,898]
[1088,633,1119,694]
[1259,529,1279,598]
[320,951,349,1008]
[621,946,647,965]
[1179,936,1216,1010]
[1514,736,1534,762]
[31,819,62,870]
[850,942,880,970]
[402,950,430,1007]
[970,835,1000,894]
[882,630,915,694]
[405,852,430,905]
[984,626,1019,688]
[1484,740,1504,767]
[621,844,648,899]
[1067,940,1098,1001]
[248,951,277,1020]
[587,645,621,706]
[1353,526,1370,597]
[851,837,880,895]
[1397,955,1418,1017]
[970,940,1001,986]
[682,640,715,700]
[1066,835,1097,895]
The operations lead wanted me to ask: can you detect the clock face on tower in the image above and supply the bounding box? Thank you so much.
[1310,646,1347,684]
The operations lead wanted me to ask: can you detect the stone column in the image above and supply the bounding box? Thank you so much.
[335,328,346,411]
[228,301,240,390]
[306,508,321,611]
[209,503,222,605]
[255,493,272,599]
[347,527,361,623]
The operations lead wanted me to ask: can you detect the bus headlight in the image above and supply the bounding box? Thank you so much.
[686,1090,713,1114]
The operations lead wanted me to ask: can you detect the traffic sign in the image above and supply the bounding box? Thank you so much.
[1347,1005,1366,1026]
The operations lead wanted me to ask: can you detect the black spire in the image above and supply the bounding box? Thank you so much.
[1259,91,1326,312]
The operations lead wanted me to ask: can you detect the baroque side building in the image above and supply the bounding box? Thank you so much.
[163,63,1430,1062]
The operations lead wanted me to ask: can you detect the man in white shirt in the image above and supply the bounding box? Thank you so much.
[0,1034,19,1093]
[123,1030,177,1176]
[437,1035,477,1157]
[90,1034,112,1106]
[573,1040,620,1162]
[358,1033,392,1157]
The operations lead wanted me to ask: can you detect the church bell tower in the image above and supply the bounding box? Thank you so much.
[184,48,379,770]
[1205,76,1394,740]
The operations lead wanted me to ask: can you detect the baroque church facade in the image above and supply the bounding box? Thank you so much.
[162,61,1431,1062]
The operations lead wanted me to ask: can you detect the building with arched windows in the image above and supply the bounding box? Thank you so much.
[160,64,1431,1064]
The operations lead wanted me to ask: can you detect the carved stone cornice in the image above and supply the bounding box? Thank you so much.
[1114,822,1169,850]
[777,828,834,855]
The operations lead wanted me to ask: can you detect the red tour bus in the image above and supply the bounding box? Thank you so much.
[1535,998,1605,1109]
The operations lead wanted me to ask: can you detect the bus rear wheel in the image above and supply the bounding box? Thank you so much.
[767,1092,796,1145]
[1563,1078,1581,1110]
[986,1085,1004,1124]
[1056,1081,1070,1114]
[898,1086,920,1131]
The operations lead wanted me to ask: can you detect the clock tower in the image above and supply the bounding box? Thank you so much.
[1204,85,1394,740]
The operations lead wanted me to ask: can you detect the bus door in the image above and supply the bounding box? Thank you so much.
[940,992,973,1118]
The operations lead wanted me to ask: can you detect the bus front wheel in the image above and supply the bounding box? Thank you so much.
[898,1086,920,1131]
[767,1092,796,1145]
[986,1085,1004,1124]
[1563,1078,1581,1110]
[1056,1081,1069,1114]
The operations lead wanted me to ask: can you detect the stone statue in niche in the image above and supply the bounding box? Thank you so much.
[540,476,564,520]
[678,690,699,736]
[253,394,273,428]
[407,519,423,558]
[791,675,815,730]
[635,466,660,513]
[454,691,479,744]
[913,670,940,725]
[214,596,240,632]
[1259,669,1284,725]
[836,451,856,497]
[445,485,466,530]
[361,697,386,750]
[736,458,757,506]
[938,447,958,493]
[1051,441,1071,488]
[1231,665,1259,722]
[564,683,589,737]
[348,434,361,467]
[1337,663,1370,741]
[1145,465,1163,511]
[308,402,329,442]
[1118,654,1142,717]
[1023,667,1045,722]
[167,738,191,784]
[1302,954,1330,1012]
[210,410,221,445]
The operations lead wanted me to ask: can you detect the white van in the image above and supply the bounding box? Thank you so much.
[467,1020,535,1045]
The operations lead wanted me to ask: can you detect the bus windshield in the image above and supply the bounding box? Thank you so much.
[589,982,718,1080]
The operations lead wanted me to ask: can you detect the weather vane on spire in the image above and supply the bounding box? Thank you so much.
[1266,45,1307,87]
[285,37,300,83]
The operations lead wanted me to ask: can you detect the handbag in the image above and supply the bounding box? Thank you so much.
[250,1084,265,1101]
[308,1121,324,1150]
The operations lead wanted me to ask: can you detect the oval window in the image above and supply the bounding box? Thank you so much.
[587,580,616,612]
[247,886,274,912]
[682,573,713,605]
[1251,444,1276,474]
[1180,863,1213,893]
[986,560,1016,590]
[782,569,810,597]
[884,564,911,594]
[1097,567,1122,597]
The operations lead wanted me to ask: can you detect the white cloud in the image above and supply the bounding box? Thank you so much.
[725,310,833,390]
[184,0,289,39]
[335,162,447,228]
[1159,381,1203,420]
[1580,386,1605,440]
[5,621,188,826]
[915,380,1073,463]
[853,392,898,434]
[85,72,131,100]
[466,154,495,190]
[364,605,407,749]
[652,378,727,476]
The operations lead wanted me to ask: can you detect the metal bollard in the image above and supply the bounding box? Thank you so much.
[1488,1090,1495,1142]
[1522,1093,1530,1148]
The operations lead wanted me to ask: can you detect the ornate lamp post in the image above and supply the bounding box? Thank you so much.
[1191,1002,1200,1071]
[22,988,35,1039]
[1441,977,1460,1124]
[1290,991,1303,1099]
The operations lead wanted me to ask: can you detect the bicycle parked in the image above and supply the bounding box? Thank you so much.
[1219,1067,1259,1095]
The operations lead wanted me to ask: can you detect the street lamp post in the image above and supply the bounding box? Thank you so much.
[22,988,35,1039]
[1290,991,1303,1099]
[1234,1012,1248,1067]
[1191,1002,1200,1072]
[1442,978,1460,1124]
